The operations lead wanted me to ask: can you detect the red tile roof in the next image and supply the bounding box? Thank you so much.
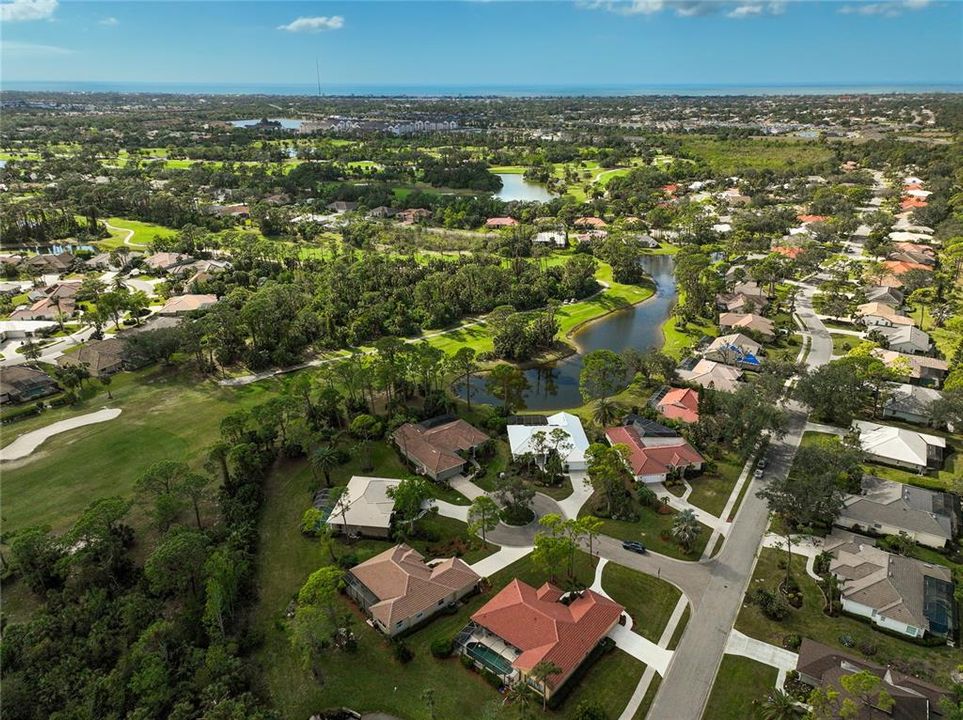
[797,214,829,224]
[903,183,924,191]
[393,419,488,477]
[882,260,932,276]
[656,387,700,424]
[661,184,679,194]
[471,579,623,688]
[604,426,704,477]
[773,245,804,259]
[900,198,927,210]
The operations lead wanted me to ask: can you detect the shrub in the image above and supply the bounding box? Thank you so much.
[430,637,453,658]
[392,641,414,664]
[783,633,802,651]
[481,668,502,689]
[336,553,359,569]
[858,639,878,656]
[459,653,474,670]
[839,634,855,648]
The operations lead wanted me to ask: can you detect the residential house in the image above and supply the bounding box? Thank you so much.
[883,259,931,276]
[882,383,945,426]
[158,294,218,316]
[855,302,914,328]
[326,476,401,539]
[704,333,763,368]
[24,253,74,274]
[795,639,949,720]
[889,249,936,267]
[533,230,567,247]
[872,349,949,385]
[797,214,829,224]
[875,325,931,355]
[718,312,775,338]
[0,320,57,341]
[367,206,398,219]
[0,365,59,404]
[507,412,589,472]
[44,280,82,302]
[326,200,359,214]
[485,217,518,229]
[836,476,957,549]
[772,245,804,260]
[392,417,489,483]
[901,197,928,211]
[144,252,192,273]
[345,544,481,637]
[716,283,769,313]
[852,420,946,473]
[655,387,700,424]
[57,338,126,377]
[719,188,751,207]
[605,417,703,484]
[573,217,607,230]
[213,203,250,218]
[677,359,743,393]
[10,296,76,321]
[397,208,431,224]
[84,253,115,270]
[864,286,903,308]
[457,579,624,699]
[831,540,956,640]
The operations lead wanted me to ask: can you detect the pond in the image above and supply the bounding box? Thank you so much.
[494,173,555,203]
[229,118,304,130]
[35,244,97,255]
[457,254,677,412]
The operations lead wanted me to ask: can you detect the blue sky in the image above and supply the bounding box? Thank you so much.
[1,0,961,88]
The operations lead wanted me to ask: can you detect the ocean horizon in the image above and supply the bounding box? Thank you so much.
[3,80,962,98]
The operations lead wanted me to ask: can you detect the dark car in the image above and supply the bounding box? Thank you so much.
[622,540,647,554]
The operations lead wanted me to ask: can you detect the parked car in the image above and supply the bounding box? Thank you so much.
[622,540,647,554]
[753,468,764,479]
[756,456,768,469]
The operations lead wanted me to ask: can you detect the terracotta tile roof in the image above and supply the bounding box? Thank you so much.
[393,419,488,476]
[900,197,928,210]
[604,425,704,477]
[471,579,623,687]
[656,387,700,424]
[350,544,480,628]
[882,260,932,276]
[797,214,829,223]
[772,245,804,259]
[485,217,518,227]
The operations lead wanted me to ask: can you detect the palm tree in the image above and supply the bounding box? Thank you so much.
[530,660,563,711]
[757,689,799,720]
[671,509,702,553]
[311,445,340,486]
[592,397,622,427]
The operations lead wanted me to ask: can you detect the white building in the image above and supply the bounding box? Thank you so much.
[326,476,402,539]
[506,412,589,471]
[852,420,946,473]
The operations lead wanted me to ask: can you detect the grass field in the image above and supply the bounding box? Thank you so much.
[674,136,835,174]
[98,217,179,249]
[601,561,682,643]
[2,366,283,536]
[660,313,717,359]
[735,549,962,687]
[702,655,778,720]
[687,452,745,517]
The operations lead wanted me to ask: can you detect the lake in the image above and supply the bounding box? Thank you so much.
[494,173,555,203]
[458,254,677,411]
[229,118,304,130]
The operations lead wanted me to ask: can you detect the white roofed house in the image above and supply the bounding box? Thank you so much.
[326,476,402,539]
[506,412,589,472]
[873,325,931,356]
[852,420,946,473]
[533,230,567,247]
[854,302,914,328]
[158,294,218,316]
[882,383,944,426]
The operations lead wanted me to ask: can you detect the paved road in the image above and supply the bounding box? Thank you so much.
[648,283,832,720]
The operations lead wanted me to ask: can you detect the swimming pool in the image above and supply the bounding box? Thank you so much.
[466,642,514,676]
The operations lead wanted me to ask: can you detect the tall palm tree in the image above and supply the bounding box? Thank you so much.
[757,689,799,720]
[671,509,702,553]
[311,445,340,487]
[592,397,623,427]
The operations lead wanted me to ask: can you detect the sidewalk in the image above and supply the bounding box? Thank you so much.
[469,545,532,577]
[724,629,799,689]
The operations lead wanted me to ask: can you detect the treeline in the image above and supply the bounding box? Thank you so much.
[1,399,286,720]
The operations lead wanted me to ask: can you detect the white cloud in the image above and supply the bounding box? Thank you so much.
[98,16,119,26]
[276,15,344,33]
[0,40,72,56]
[581,0,785,18]
[838,0,932,16]
[0,0,58,22]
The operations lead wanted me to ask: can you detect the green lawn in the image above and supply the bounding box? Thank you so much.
[675,135,835,174]
[687,452,745,517]
[735,549,962,687]
[580,492,712,561]
[830,333,860,356]
[97,217,179,249]
[601,561,682,643]
[2,366,284,537]
[702,655,778,720]
[660,314,717,359]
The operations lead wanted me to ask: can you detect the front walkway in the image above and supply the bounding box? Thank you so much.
[651,481,730,535]
[469,545,532,578]
[724,629,799,689]
[449,473,486,501]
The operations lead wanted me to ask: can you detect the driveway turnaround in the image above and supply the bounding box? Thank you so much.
[1,408,122,461]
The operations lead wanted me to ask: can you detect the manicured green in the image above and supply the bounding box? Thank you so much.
[687,452,745,517]
[703,655,778,720]
[601,561,682,643]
